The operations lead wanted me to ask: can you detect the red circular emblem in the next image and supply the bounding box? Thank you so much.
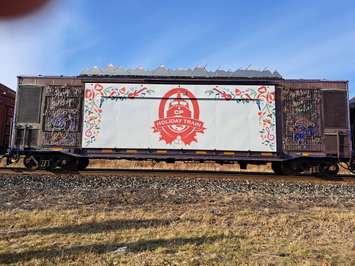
[153,87,206,145]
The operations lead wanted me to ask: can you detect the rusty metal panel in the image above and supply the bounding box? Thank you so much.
[323,90,347,128]
[0,84,16,152]
[282,88,323,152]
[324,134,337,155]
[41,85,83,147]
[323,131,351,158]
[280,80,347,90]
[0,104,4,150]
[19,76,82,87]
[339,133,346,156]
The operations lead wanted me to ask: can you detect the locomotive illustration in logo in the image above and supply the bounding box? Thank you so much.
[153,87,205,145]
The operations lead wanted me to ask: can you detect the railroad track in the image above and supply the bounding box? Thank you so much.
[1,166,354,213]
[0,167,354,185]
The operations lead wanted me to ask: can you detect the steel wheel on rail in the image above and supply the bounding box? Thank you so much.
[23,155,40,170]
[319,163,339,178]
[271,162,283,175]
[280,160,304,176]
[77,158,89,170]
[58,157,79,171]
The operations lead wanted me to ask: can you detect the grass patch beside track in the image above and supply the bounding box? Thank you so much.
[0,196,354,265]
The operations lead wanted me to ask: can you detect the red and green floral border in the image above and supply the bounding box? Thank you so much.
[83,83,276,150]
[83,83,153,146]
[205,85,276,150]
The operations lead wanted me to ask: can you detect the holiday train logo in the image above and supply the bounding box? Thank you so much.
[153,87,206,145]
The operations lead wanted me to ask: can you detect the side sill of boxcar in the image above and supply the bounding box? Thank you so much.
[7,147,351,177]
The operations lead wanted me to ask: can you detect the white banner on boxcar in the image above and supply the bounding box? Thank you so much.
[82,83,276,152]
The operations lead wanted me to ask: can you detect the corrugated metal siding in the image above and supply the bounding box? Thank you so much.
[14,128,39,147]
[17,86,42,123]
[15,128,24,146]
[3,106,14,149]
[28,129,39,147]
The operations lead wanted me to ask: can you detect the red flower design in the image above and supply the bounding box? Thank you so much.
[119,87,126,94]
[235,88,241,96]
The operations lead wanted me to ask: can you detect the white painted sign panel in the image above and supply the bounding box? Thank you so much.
[82,83,276,152]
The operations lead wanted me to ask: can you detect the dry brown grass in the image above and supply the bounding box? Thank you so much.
[1,195,354,265]
[88,159,273,173]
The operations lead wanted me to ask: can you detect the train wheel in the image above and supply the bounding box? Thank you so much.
[23,155,40,170]
[58,157,79,171]
[319,163,339,177]
[271,162,283,175]
[45,158,61,170]
[77,158,89,170]
[280,161,303,176]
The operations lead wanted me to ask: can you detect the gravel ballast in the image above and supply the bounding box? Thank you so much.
[0,174,354,210]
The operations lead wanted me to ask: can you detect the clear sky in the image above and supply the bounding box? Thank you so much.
[0,0,355,95]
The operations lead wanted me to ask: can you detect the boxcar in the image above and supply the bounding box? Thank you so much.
[0,83,15,154]
[8,67,352,176]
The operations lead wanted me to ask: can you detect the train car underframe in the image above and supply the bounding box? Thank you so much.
[6,149,349,177]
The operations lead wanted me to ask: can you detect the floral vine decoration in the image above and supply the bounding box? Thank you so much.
[205,85,276,149]
[83,83,154,146]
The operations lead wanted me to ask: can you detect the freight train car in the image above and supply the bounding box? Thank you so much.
[7,67,352,176]
[349,97,355,157]
[0,83,15,154]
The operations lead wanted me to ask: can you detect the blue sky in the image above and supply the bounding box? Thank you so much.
[0,0,355,95]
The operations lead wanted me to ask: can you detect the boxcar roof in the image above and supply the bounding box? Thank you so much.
[17,75,348,84]
[17,65,348,84]
[0,83,15,96]
[79,65,283,79]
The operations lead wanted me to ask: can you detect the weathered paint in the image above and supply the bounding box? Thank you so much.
[0,83,15,153]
